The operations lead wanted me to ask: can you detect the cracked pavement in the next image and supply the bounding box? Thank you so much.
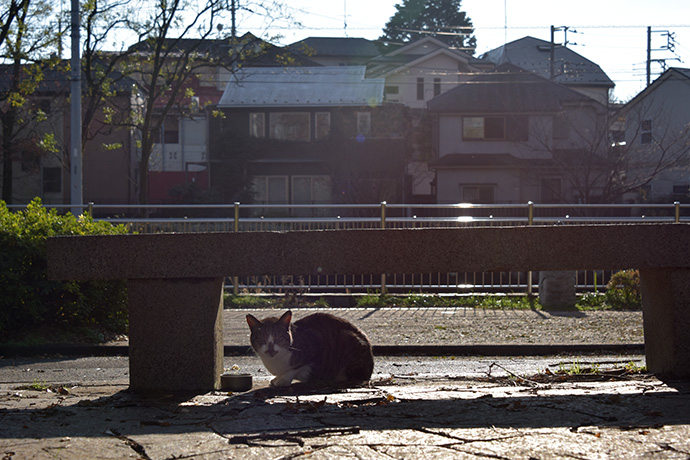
[2,354,690,459]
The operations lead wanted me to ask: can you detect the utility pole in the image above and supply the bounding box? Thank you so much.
[647,26,652,86]
[646,26,680,86]
[70,0,82,214]
[231,0,236,39]
[550,25,555,79]
[550,26,575,79]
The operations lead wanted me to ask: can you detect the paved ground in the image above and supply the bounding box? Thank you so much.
[4,307,690,459]
[223,307,645,348]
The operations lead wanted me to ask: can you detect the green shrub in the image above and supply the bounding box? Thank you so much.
[0,198,130,342]
[605,269,641,310]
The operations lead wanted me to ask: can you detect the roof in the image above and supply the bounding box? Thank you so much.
[430,153,523,169]
[127,32,317,67]
[427,64,600,114]
[217,66,385,108]
[480,36,614,88]
[366,36,475,78]
[617,67,690,114]
[286,37,380,59]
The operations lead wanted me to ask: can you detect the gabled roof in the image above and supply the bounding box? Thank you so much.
[127,32,317,67]
[480,36,614,88]
[218,66,384,108]
[366,36,476,78]
[286,37,380,61]
[427,64,601,114]
[617,67,690,115]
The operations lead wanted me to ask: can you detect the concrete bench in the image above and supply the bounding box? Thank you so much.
[47,223,690,392]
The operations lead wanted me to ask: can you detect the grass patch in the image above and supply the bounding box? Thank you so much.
[223,291,638,311]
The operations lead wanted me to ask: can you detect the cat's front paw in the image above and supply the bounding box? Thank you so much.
[270,376,293,387]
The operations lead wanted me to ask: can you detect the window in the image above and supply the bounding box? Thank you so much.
[163,119,179,144]
[253,176,288,204]
[641,119,652,145]
[461,184,494,204]
[356,112,371,135]
[182,118,206,145]
[269,112,310,141]
[384,85,400,101]
[673,184,689,196]
[553,114,569,140]
[416,77,424,100]
[433,78,441,97]
[249,112,265,138]
[315,112,331,140]
[292,176,331,204]
[43,167,62,194]
[463,117,505,140]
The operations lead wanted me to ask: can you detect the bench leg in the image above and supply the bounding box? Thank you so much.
[127,277,224,392]
[640,269,690,378]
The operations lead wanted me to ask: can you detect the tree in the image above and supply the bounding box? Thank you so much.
[527,96,690,205]
[379,0,476,52]
[0,0,61,204]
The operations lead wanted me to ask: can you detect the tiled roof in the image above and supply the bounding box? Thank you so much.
[287,37,380,58]
[480,36,614,88]
[427,64,599,113]
[218,66,384,107]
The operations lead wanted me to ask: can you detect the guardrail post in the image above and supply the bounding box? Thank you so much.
[675,201,680,223]
[380,201,387,295]
[233,202,240,295]
[527,201,534,297]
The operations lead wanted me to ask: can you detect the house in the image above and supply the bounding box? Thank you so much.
[613,68,690,203]
[0,63,137,206]
[479,36,614,106]
[428,65,609,204]
[210,66,407,212]
[362,37,486,202]
[127,33,317,204]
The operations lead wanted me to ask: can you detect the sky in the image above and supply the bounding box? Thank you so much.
[232,0,690,102]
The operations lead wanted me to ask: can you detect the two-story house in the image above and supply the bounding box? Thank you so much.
[613,67,690,203]
[479,36,614,106]
[428,64,609,204]
[210,65,407,212]
[363,37,486,202]
[0,63,137,206]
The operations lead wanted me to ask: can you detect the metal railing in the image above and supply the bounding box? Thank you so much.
[9,200,687,295]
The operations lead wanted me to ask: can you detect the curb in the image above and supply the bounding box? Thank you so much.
[0,343,645,358]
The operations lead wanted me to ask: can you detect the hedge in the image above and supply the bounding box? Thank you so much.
[0,198,130,341]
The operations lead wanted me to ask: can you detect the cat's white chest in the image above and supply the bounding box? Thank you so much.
[258,349,293,376]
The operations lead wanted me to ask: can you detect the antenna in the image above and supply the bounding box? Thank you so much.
[344,0,348,36]
[504,0,507,44]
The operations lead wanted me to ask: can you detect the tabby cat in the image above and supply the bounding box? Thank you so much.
[246,310,374,387]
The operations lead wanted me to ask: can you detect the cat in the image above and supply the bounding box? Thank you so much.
[246,310,374,387]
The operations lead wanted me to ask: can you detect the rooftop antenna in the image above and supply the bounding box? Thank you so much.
[343,0,348,36]
[504,0,507,44]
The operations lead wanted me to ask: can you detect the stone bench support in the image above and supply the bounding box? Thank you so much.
[47,224,690,391]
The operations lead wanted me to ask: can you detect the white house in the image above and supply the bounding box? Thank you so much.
[428,65,609,204]
[615,68,690,203]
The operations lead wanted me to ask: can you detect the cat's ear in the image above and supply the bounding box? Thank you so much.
[278,310,292,329]
[246,314,261,330]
